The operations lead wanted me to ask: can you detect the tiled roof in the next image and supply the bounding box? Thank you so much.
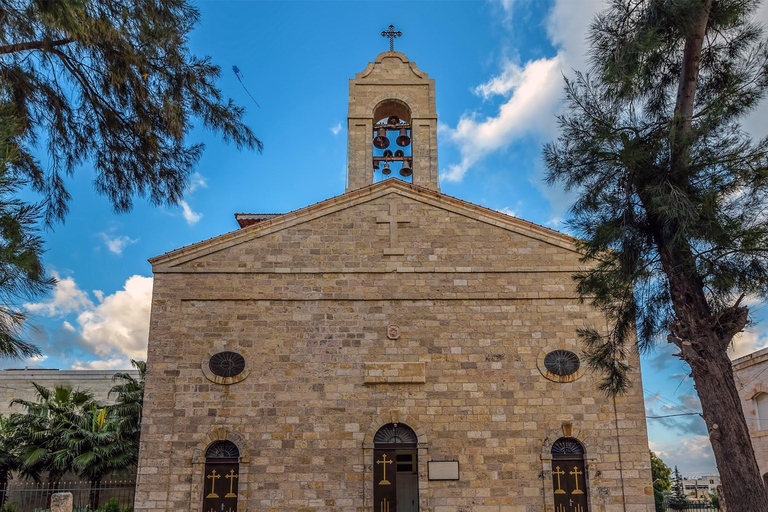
[234,213,283,228]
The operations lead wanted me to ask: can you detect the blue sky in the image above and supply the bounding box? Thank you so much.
[5,0,768,477]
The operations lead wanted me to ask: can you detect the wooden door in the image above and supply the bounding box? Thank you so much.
[552,459,588,512]
[374,449,397,512]
[203,460,239,512]
[395,451,418,512]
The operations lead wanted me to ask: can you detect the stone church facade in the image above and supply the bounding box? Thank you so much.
[135,50,653,512]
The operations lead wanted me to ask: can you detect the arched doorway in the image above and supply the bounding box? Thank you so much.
[551,437,589,512]
[203,440,239,512]
[374,423,418,512]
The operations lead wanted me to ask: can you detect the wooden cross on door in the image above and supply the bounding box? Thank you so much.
[377,203,411,255]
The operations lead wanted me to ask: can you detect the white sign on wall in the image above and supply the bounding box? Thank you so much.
[428,461,459,481]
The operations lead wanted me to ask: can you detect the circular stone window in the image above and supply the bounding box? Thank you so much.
[544,350,580,376]
[537,348,583,383]
[202,349,250,385]
[209,351,246,378]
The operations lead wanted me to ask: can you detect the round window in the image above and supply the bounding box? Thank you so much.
[208,351,246,378]
[543,350,580,376]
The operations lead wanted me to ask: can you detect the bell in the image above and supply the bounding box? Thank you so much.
[394,149,404,158]
[374,127,390,149]
[396,128,410,147]
[383,149,393,158]
[373,161,380,170]
[399,160,413,177]
[382,162,392,175]
[387,115,400,126]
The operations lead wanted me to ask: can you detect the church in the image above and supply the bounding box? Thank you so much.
[134,38,654,512]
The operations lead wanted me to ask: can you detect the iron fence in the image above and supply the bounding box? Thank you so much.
[664,504,719,511]
[1,480,135,512]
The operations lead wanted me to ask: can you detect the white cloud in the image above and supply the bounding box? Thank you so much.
[99,233,138,255]
[443,56,564,183]
[495,206,517,217]
[25,274,153,363]
[71,358,131,371]
[330,123,342,136]
[180,200,203,225]
[729,324,768,360]
[24,272,93,317]
[77,275,153,360]
[441,0,603,187]
[187,172,208,193]
[650,435,716,475]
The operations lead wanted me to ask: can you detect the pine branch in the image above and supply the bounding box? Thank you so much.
[0,38,73,56]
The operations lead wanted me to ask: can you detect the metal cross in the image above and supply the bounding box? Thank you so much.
[381,25,402,51]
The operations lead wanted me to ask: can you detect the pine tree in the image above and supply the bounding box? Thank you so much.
[0,1,260,357]
[0,0,262,225]
[544,0,768,509]
[651,450,672,512]
[669,466,688,510]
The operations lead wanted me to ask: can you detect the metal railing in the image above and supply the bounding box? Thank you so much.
[664,503,719,511]
[2,480,135,512]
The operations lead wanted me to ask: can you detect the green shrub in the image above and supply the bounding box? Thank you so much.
[102,498,120,512]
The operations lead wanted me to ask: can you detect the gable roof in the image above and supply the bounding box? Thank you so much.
[149,179,581,269]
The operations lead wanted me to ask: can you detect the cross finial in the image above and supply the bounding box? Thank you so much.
[381,24,402,51]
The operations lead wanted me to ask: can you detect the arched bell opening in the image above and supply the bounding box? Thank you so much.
[203,441,240,512]
[551,437,590,512]
[372,100,413,184]
[373,423,418,512]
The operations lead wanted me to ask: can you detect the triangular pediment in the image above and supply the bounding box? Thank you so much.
[150,179,582,273]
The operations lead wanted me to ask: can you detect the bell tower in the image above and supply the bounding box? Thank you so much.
[346,28,439,192]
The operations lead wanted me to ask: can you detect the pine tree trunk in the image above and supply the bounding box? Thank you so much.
[687,337,768,510]
[659,251,768,510]
[658,0,768,507]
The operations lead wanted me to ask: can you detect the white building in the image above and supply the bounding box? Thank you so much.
[682,475,720,500]
[733,346,768,486]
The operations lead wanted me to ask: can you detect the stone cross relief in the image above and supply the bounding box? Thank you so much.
[376,203,411,255]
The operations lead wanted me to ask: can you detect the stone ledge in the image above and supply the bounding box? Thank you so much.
[363,362,426,384]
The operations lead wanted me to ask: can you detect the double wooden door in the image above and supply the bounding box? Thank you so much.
[551,458,589,512]
[374,448,418,512]
[203,460,239,512]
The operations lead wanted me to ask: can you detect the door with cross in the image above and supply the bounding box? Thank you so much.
[551,459,589,512]
[203,441,240,512]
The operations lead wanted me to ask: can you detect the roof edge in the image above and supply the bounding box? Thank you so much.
[149,179,580,267]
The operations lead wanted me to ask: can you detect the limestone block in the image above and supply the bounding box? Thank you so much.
[51,492,73,512]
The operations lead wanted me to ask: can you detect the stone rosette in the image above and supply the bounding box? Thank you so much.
[201,344,251,385]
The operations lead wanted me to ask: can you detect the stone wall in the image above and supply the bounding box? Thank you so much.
[733,347,768,480]
[135,183,654,512]
[0,369,139,416]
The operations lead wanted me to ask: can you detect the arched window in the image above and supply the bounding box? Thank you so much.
[374,423,418,512]
[372,100,413,184]
[756,393,768,430]
[203,441,239,512]
[551,437,589,512]
[763,472,768,488]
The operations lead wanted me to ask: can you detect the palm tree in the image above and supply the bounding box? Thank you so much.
[109,359,146,439]
[8,384,95,492]
[0,415,21,505]
[56,406,136,509]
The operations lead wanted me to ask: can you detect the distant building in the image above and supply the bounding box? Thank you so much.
[0,368,139,416]
[733,346,768,486]
[682,475,720,500]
